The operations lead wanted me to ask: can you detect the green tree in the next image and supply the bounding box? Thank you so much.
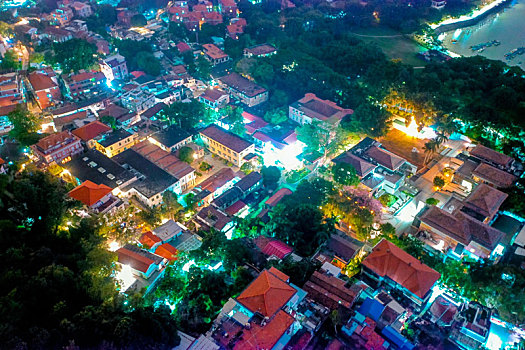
[135,51,162,76]
[0,50,19,70]
[426,197,439,206]
[271,203,335,256]
[178,146,194,164]
[161,191,183,221]
[0,21,12,36]
[433,176,445,189]
[130,14,147,27]
[196,55,211,80]
[331,162,359,187]
[8,107,40,146]
[136,206,162,228]
[52,39,97,72]
[261,166,281,189]
[263,108,288,125]
[0,170,181,349]
[222,105,245,136]
[160,100,204,130]
[342,102,392,138]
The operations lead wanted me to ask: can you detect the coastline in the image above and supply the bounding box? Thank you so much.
[431,0,512,34]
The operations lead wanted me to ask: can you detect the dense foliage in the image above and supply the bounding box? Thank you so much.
[115,39,162,76]
[0,170,180,349]
[51,39,97,72]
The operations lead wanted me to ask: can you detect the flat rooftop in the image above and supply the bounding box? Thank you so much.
[113,149,178,199]
[64,150,136,189]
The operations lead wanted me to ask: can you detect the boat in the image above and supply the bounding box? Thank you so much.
[504,47,525,60]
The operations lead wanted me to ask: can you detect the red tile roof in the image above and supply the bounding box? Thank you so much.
[363,239,440,299]
[28,72,57,91]
[245,44,277,56]
[293,93,352,123]
[420,206,504,251]
[200,88,228,102]
[236,268,296,317]
[139,231,161,247]
[470,144,513,167]
[463,183,508,219]
[155,243,178,261]
[34,130,79,151]
[333,152,377,177]
[472,162,517,188]
[429,295,457,325]
[117,244,162,273]
[265,188,293,207]
[68,180,112,206]
[365,146,405,171]
[202,44,228,60]
[225,200,246,216]
[233,310,294,350]
[177,42,191,53]
[262,240,293,259]
[72,121,111,141]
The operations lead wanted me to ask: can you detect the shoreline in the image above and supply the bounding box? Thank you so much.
[431,0,512,34]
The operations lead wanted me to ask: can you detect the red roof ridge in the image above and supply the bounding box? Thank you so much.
[68,180,112,206]
[363,239,440,299]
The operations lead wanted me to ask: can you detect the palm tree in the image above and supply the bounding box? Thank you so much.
[435,132,448,146]
[423,140,439,166]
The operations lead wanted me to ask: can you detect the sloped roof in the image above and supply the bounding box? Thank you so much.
[470,144,513,167]
[420,206,504,251]
[117,244,163,273]
[262,240,293,259]
[225,200,246,216]
[333,151,377,177]
[362,239,440,299]
[236,268,296,317]
[139,231,161,247]
[463,183,508,219]
[265,188,293,207]
[34,131,79,151]
[72,121,111,141]
[219,73,267,98]
[68,180,112,206]
[235,171,262,192]
[200,125,253,153]
[472,162,517,189]
[155,243,178,261]
[365,146,405,171]
[28,71,57,91]
[429,296,458,325]
[233,310,294,350]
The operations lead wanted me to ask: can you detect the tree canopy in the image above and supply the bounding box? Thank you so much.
[51,39,97,72]
[0,170,180,349]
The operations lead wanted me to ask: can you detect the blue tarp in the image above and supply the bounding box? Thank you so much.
[357,297,385,322]
[382,326,415,350]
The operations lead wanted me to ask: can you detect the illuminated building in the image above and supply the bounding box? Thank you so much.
[94,128,139,158]
[30,130,83,166]
[200,125,255,166]
[62,70,106,98]
[218,73,268,107]
[99,54,128,82]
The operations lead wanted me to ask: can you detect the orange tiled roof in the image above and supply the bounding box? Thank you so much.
[362,239,440,299]
[155,243,178,261]
[68,180,112,206]
[236,268,296,317]
[72,121,111,141]
[139,231,161,247]
[233,310,294,350]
